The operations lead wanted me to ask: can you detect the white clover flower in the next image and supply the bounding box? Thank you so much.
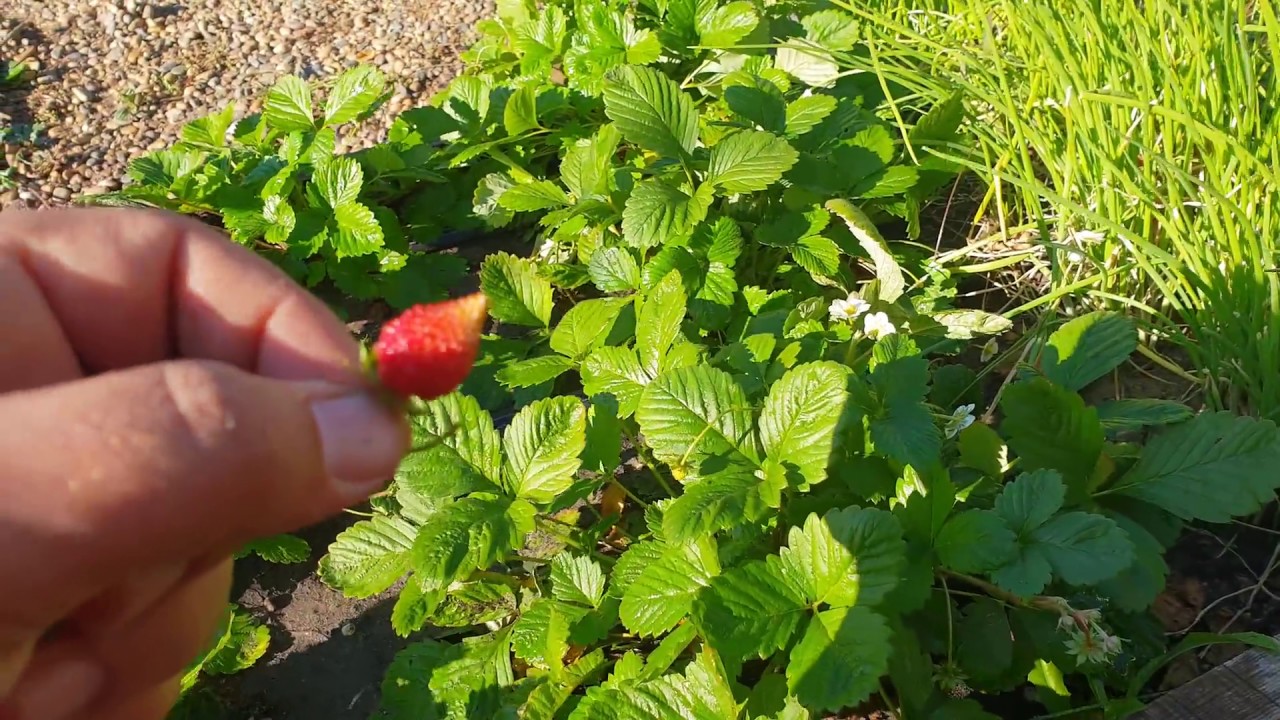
[944,404,976,438]
[980,337,999,363]
[863,311,895,340]
[828,294,871,323]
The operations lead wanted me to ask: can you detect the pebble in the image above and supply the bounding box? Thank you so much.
[0,0,489,205]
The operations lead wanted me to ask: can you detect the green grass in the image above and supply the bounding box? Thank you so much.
[836,0,1280,416]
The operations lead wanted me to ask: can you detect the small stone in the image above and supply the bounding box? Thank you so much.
[71,87,91,103]
[340,623,356,637]
[52,187,71,201]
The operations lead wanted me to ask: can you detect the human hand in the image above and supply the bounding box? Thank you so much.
[0,209,410,720]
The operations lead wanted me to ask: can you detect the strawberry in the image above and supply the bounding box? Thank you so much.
[371,293,488,400]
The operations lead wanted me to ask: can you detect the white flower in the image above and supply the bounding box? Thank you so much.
[980,337,999,363]
[535,239,559,261]
[1064,629,1109,665]
[828,295,871,323]
[863,312,895,340]
[944,404,976,438]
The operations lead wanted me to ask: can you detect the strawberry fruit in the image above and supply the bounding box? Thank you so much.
[371,293,488,400]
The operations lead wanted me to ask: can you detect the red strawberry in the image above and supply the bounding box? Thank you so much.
[372,293,488,400]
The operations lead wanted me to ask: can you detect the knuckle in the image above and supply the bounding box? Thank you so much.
[159,361,244,451]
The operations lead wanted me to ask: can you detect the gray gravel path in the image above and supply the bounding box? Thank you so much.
[0,0,489,209]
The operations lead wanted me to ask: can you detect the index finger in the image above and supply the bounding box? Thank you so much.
[0,208,361,386]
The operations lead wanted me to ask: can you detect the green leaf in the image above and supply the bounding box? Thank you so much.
[551,298,632,360]
[958,423,1006,479]
[314,157,363,208]
[584,395,623,475]
[262,195,296,246]
[708,130,799,194]
[239,534,310,564]
[909,91,965,147]
[1097,399,1195,433]
[377,631,513,719]
[956,598,1013,682]
[1036,312,1138,391]
[324,65,387,126]
[524,651,607,719]
[397,393,502,505]
[503,84,540,135]
[392,575,445,637]
[503,397,587,503]
[663,464,772,541]
[180,104,236,148]
[319,515,417,597]
[474,172,515,228]
[202,608,271,676]
[825,199,906,302]
[779,507,906,607]
[622,180,712,249]
[637,271,688,375]
[263,75,315,131]
[698,0,757,46]
[552,555,607,608]
[433,579,518,627]
[588,247,642,293]
[936,509,1018,573]
[582,346,651,416]
[1000,379,1103,499]
[1029,511,1134,585]
[759,362,848,484]
[802,9,860,51]
[775,42,839,88]
[570,649,735,719]
[1111,411,1280,521]
[511,598,578,669]
[497,355,573,389]
[933,309,1013,340]
[868,357,942,470]
[332,201,385,257]
[790,234,842,279]
[994,469,1065,537]
[411,495,536,586]
[694,557,808,662]
[603,65,698,159]
[725,78,787,134]
[636,365,756,468]
[785,94,837,137]
[498,180,571,211]
[481,252,554,327]
[787,607,892,712]
[562,125,623,200]
[620,541,719,636]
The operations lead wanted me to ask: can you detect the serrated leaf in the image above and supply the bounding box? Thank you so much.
[180,104,236,148]
[584,395,623,476]
[868,356,942,470]
[636,365,756,468]
[411,495,536,586]
[785,94,837,137]
[936,509,1018,573]
[481,252,554,327]
[725,78,787,134]
[620,541,718,636]
[775,42,840,87]
[498,180,571,211]
[551,555,607,609]
[708,130,799,195]
[759,362,849,485]
[582,346,651,416]
[1097,399,1195,432]
[1107,412,1280,523]
[802,9,860,51]
[319,515,417,597]
[956,598,1013,682]
[263,75,314,131]
[1036,312,1138,391]
[698,0,757,47]
[397,393,502,506]
[569,648,734,719]
[433,579,517,627]
[502,84,540,135]
[1095,512,1168,611]
[1000,379,1103,499]
[694,557,808,662]
[589,247,642,293]
[825,199,905,302]
[503,396,587,503]
[933,309,1013,340]
[314,157,363,208]
[497,355,573,389]
[958,422,1006,479]
[1030,511,1134,585]
[787,607,892,712]
[325,65,387,126]
[202,608,270,676]
[239,533,310,564]
[909,91,964,146]
[392,575,445,637]
[524,650,607,720]
[663,464,770,541]
[474,172,515,228]
[995,470,1065,537]
[551,297,632,360]
[332,201,384,257]
[603,65,698,159]
[378,631,513,719]
[637,271,688,375]
[512,598,580,668]
[790,234,842,279]
[563,124,623,200]
[780,507,905,608]
[622,180,712,249]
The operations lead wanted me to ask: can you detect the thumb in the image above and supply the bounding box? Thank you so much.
[0,359,408,623]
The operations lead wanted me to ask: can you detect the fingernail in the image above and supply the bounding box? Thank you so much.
[311,392,408,499]
[11,659,103,720]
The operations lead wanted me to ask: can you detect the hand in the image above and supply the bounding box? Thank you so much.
[0,209,410,720]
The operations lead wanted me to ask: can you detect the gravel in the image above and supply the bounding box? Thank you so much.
[0,0,491,209]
